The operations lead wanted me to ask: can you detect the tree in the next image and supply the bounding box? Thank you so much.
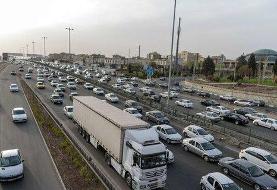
[236,54,247,78]
[273,59,277,78]
[202,56,215,77]
[247,53,257,78]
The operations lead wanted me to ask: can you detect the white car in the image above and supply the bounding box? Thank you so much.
[24,74,31,79]
[196,111,221,123]
[50,80,58,87]
[182,137,223,162]
[57,84,65,91]
[36,77,44,82]
[245,112,267,121]
[0,149,24,181]
[152,124,182,144]
[160,92,174,98]
[93,88,104,95]
[234,99,255,107]
[58,77,67,82]
[183,125,214,143]
[83,82,93,90]
[98,78,106,83]
[123,108,142,118]
[12,107,27,123]
[206,106,231,116]
[166,149,174,164]
[200,172,241,190]
[139,86,151,92]
[112,83,122,89]
[105,93,119,103]
[123,84,134,89]
[67,82,77,90]
[95,73,102,78]
[9,84,19,92]
[239,147,277,177]
[170,91,179,98]
[253,118,277,130]
[63,106,73,119]
[175,99,193,108]
[124,88,136,94]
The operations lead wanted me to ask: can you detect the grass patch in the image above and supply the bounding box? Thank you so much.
[20,79,105,190]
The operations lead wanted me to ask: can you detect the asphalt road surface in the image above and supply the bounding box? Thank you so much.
[18,63,255,190]
[0,64,63,190]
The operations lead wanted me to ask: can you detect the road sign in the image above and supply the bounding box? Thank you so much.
[146,65,154,77]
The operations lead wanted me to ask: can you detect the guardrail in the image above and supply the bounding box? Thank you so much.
[21,77,120,190]
[32,61,277,151]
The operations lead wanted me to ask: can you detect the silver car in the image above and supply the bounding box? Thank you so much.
[182,137,222,162]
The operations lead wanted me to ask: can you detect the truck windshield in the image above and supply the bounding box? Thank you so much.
[141,153,166,169]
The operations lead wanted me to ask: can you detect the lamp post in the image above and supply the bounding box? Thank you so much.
[167,0,177,106]
[42,36,47,58]
[65,27,74,62]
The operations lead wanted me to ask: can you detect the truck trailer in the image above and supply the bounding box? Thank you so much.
[73,96,167,190]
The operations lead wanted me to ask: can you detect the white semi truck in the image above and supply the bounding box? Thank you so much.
[73,96,167,190]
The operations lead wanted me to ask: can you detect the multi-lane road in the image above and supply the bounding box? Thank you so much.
[14,62,256,190]
[0,64,63,190]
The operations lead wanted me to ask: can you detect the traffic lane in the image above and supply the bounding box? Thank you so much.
[25,72,252,190]
[23,71,129,190]
[0,65,63,190]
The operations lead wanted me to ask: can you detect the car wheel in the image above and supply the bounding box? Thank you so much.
[271,127,275,131]
[269,169,277,177]
[183,145,189,152]
[254,184,261,190]
[223,167,229,175]
[235,121,239,125]
[200,183,206,190]
[241,157,247,160]
[203,155,209,162]
[166,138,171,144]
[254,122,258,126]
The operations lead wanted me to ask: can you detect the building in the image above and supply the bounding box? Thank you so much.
[211,54,226,65]
[2,53,23,61]
[85,54,105,65]
[178,51,204,64]
[126,57,149,65]
[147,52,162,60]
[245,49,277,71]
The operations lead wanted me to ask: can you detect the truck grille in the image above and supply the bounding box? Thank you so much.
[145,169,164,178]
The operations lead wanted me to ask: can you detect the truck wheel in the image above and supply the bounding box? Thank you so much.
[222,167,229,175]
[200,183,206,190]
[254,184,261,190]
[183,145,189,152]
[203,155,209,162]
[78,127,83,135]
[125,172,132,188]
[85,135,90,143]
[104,153,111,166]
[235,121,239,125]
[269,169,277,177]
[166,138,171,144]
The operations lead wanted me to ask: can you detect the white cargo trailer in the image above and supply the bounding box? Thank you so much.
[73,96,167,190]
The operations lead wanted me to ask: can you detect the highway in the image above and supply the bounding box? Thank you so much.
[18,63,254,190]
[0,64,63,190]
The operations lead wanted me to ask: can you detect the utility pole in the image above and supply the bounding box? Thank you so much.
[66,27,74,62]
[192,53,198,81]
[32,41,36,56]
[138,45,141,58]
[167,0,177,106]
[42,36,47,58]
[174,17,181,74]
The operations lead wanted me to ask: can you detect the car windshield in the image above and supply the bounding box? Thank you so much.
[244,108,256,113]
[264,154,277,164]
[197,129,208,135]
[165,128,177,134]
[11,85,17,87]
[67,107,73,112]
[154,112,163,118]
[210,113,218,117]
[13,110,25,115]
[222,183,241,190]
[129,109,139,114]
[201,142,215,150]
[0,155,21,167]
[248,166,264,177]
[141,153,167,169]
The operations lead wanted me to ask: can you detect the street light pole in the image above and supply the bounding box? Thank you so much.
[32,41,36,56]
[167,0,177,106]
[42,36,47,58]
[26,44,29,57]
[65,27,74,62]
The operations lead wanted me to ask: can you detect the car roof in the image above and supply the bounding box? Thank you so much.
[149,110,161,114]
[188,137,208,143]
[209,172,234,184]
[234,159,255,167]
[65,106,73,109]
[13,107,24,111]
[156,124,172,129]
[126,107,137,111]
[1,149,19,157]
[244,147,271,156]
[187,124,202,130]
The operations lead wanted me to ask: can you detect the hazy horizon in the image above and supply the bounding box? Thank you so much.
[1,0,277,59]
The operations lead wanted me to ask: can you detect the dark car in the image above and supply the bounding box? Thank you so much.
[234,107,257,116]
[197,91,211,97]
[149,94,161,103]
[171,86,181,92]
[182,87,195,94]
[219,157,277,190]
[18,68,24,72]
[124,100,143,112]
[145,111,169,124]
[250,100,266,107]
[222,113,249,125]
[10,71,16,75]
[159,77,166,81]
[201,99,220,107]
[143,90,155,96]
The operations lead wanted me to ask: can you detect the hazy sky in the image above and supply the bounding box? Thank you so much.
[0,0,276,59]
